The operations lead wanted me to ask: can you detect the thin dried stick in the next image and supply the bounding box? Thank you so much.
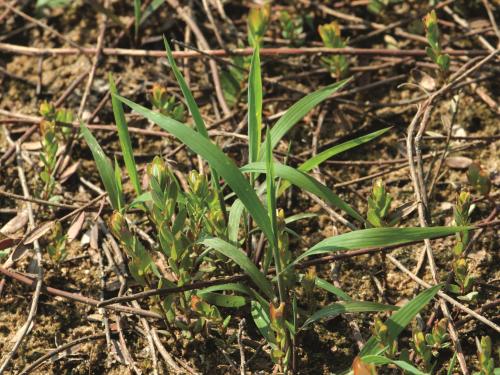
[238,319,246,375]
[481,0,500,43]
[0,42,492,58]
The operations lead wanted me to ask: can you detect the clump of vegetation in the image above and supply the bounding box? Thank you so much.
[80,40,465,373]
[1,2,498,374]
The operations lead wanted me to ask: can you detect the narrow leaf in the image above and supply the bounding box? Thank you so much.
[197,291,246,308]
[140,0,164,24]
[262,78,350,159]
[248,47,262,163]
[228,199,245,244]
[134,0,141,38]
[198,283,252,296]
[302,301,396,328]
[265,127,277,237]
[162,37,226,218]
[81,123,122,210]
[251,300,273,344]
[291,226,469,267]
[163,37,208,137]
[315,277,352,301]
[201,237,275,300]
[109,73,142,196]
[299,128,390,173]
[278,128,390,196]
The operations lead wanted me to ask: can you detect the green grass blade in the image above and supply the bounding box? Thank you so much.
[299,128,391,172]
[248,47,262,163]
[447,352,457,375]
[285,212,317,224]
[198,283,252,296]
[228,199,245,244]
[162,37,226,218]
[265,128,277,236]
[251,300,273,344]
[241,161,363,222]
[163,36,208,137]
[129,192,152,210]
[201,238,275,300]
[278,128,390,196]
[265,126,284,301]
[315,277,352,301]
[361,355,429,375]
[115,95,275,246]
[291,226,469,267]
[109,73,142,196]
[80,123,123,210]
[197,291,247,308]
[261,78,350,160]
[360,284,442,356]
[140,0,164,24]
[302,301,397,329]
[133,0,141,38]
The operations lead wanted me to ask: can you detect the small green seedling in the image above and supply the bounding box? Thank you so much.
[368,0,390,14]
[449,191,476,301]
[412,329,433,371]
[411,318,450,372]
[424,11,450,73]
[150,84,186,122]
[38,101,72,199]
[467,163,491,196]
[46,221,67,263]
[269,302,289,369]
[318,21,349,79]
[279,11,304,46]
[367,179,400,228]
[477,336,495,375]
[109,210,156,286]
[190,295,230,335]
[372,317,398,358]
